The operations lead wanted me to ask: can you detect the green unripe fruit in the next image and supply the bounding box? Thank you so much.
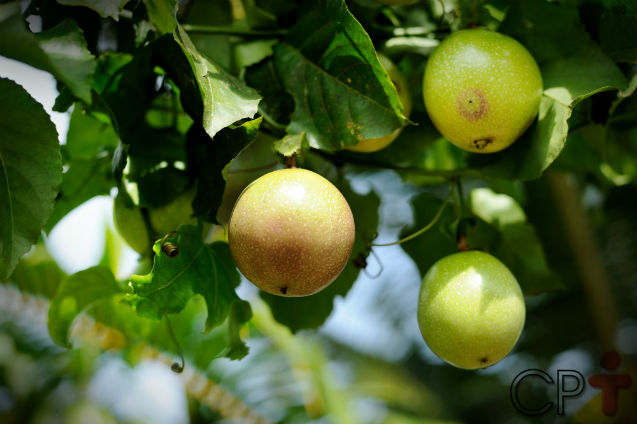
[423,29,543,153]
[417,251,525,369]
[228,168,355,297]
[347,54,412,153]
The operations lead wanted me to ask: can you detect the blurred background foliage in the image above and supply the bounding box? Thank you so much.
[0,0,636,423]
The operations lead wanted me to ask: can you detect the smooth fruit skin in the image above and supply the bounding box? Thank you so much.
[347,54,412,153]
[423,29,543,153]
[228,168,355,297]
[417,251,525,369]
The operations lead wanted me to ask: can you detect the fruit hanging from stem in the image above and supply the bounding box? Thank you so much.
[417,250,526,369]
[423,28,543,153]
[228,168,355,297]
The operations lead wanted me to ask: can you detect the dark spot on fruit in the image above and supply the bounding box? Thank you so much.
[280,286,288,295]
[480,357,489,365]
[473,138,493,150]
[457,89,488,121]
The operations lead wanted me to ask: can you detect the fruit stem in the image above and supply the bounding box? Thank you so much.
[182,24,288,38]
[373,181,455,247]
[285,155,297,168]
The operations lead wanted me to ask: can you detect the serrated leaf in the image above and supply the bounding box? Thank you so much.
[0,6,95,103]
[0,78,61,279]
[143,0,177,34]
[56,0,131,20]
[172,25,261,139]
[274,0,406,150]
[272,132,309,157]
[48,266,122,347]
[187,118,262,223]
[261,174,380,332]
[124,225,250,339]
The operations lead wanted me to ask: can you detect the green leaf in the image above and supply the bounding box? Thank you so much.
[172,25,261,139]
[245,58,294,129]
[124,225,251,354]
[466,187,563,295]
[187,118,262,223]
[45,156,113,232]
[44,104,116,232]
[56,0,131,20]
[465,220,563,295]
[470,188,526,227]
[464,0,628,180]
[65,104,119,159]
[143,0,177,34]
[0,5,96,103]
[274,0,406,150]
[0,78,62,279]
[225,299,253,360]
[8,244,67,299]
[272,132,309,158]
[48,266,122,347]
[261,174,380,331]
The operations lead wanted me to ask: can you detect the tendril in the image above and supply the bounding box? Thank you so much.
[373,181,456,247]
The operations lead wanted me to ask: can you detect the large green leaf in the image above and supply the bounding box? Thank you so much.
[274,0,407,150]
[65,104,119,159]
[467,187,563,294]
[7,244,66,299]
[56,0,131,20]
[0,78,61,279]
[261,173,380,331]
[124,225,252,357]
[48,266,122,347]
[45,156,113,232]
[464,0,628,180]
[45,104,118,231]
[187,118,262,223]
[172,25,261,139]
[0,5,95,103]
[143,0,177,34]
